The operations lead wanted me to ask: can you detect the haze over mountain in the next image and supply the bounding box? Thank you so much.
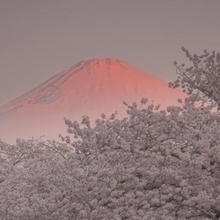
[0,58,184,144]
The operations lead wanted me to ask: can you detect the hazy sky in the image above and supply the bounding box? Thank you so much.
[1,0,220,107]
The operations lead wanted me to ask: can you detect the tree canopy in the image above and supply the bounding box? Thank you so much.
[1,49,220,219]
[169,47,220,108]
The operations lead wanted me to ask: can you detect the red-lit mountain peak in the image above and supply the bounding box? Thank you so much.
[0,58,185,143]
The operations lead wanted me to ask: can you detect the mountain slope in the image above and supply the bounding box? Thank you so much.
[0,58,184,143]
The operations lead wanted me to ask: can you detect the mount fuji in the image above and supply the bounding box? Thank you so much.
[0,58,184,144]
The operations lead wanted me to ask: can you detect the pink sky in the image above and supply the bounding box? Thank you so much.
[1,0,220,107]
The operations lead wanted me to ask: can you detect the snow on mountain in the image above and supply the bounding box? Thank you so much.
[0,58,185,144]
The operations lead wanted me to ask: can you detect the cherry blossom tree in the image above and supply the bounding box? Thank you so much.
[1,48,220,219]
[169,47,220,107]
[60,98,220,220]
[1,97,220,219]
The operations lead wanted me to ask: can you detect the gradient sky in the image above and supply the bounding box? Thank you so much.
[1,0,220,107]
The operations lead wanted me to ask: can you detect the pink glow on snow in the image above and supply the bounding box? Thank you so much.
[0,58,185,144]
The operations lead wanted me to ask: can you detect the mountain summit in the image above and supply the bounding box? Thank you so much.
[0,58,184,143]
